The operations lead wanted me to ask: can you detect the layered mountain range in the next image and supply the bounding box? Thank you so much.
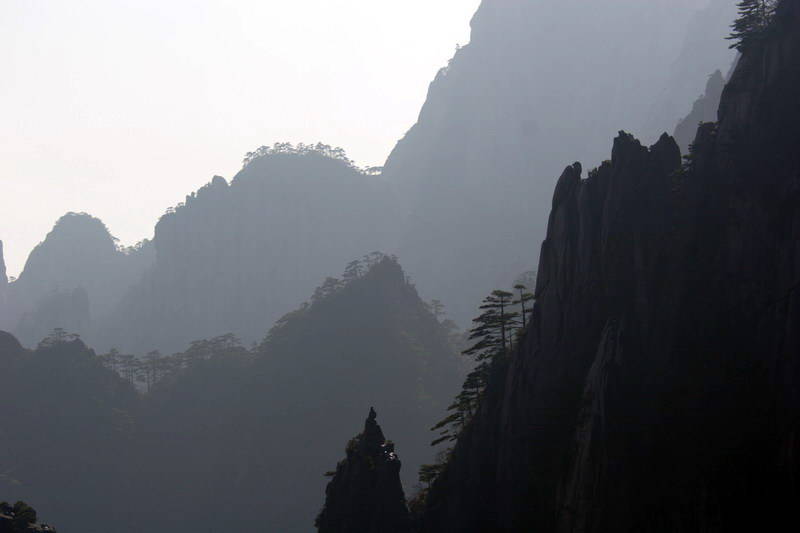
[0,257,460,533]
[2,0,739,353]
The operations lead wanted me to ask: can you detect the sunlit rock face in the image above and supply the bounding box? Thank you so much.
[417,2,800,531]
[316,408,411,533]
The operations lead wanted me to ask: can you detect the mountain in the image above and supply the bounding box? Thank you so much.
[1,256,460,533]
[414,2,800,530]
[95,146,395,353]
[2,213,153,347]
[0,332,138,533]
[315,408,411,533]
[382,0,734,326]
[9,2,738,346]
[129,255,459,533]
[641,0,739,143]
[673,69,727,154]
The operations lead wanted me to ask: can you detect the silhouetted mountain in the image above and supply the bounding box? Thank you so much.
[316,408,411,533]
[3,213,153,347]
[382,0,732,326]
[414,3,800,530]
[674,70,727,154]
[10,2,737,345]
[97,146,395,353]
[0,332,138,533]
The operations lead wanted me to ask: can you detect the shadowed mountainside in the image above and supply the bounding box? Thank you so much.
[416,2,800,530]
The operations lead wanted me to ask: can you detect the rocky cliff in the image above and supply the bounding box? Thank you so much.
[316,408,410,533]
[673,69,727,154]
[417,2,800,531]
[382,0,731,326]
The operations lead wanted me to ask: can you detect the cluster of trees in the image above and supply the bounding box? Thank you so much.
[99,333,251,392]
[241,142,384,176]
[266,252,396,341]
[242,142,355,168]
[0,501,54,532]
[728,0,779,51]
[414,283,534,498]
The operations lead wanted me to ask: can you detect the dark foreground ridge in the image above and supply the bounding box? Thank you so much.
[316,408,411,533]
[410,1,800,531]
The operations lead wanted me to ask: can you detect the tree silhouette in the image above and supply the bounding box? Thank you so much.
[429,290,518,448]
[513,284,534,330]
[727,0,778,51]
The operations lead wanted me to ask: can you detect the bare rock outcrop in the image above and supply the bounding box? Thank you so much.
[316,408,411,533]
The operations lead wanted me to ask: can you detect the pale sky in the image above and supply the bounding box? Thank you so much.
[0,0,481,277]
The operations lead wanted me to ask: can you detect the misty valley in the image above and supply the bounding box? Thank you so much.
[2,1,799,532]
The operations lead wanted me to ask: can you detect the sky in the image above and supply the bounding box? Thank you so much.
[0,0,481,278]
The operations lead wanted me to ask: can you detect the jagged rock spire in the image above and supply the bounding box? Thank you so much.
[316,408,410,533]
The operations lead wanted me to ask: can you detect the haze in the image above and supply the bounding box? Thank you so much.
[0,0,480,277]
[7,1,796,533]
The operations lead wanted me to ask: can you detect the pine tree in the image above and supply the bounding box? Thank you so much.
[429,290,518,447]
[513,284,534,330]
[727,0,778,51]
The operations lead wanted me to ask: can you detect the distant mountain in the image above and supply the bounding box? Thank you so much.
[94,146,396,353]
[641,0,738,142]
[674,69,727,154]
[382,0,732,325]
[2,213,153,347]
[9,2,738,344]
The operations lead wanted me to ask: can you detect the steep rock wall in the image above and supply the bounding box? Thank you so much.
[419,2,800,531]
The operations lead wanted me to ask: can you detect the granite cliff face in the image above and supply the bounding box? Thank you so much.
[417,2,800,531]
[316,409,410,533]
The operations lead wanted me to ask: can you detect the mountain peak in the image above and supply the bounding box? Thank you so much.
[316,409,410,533]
